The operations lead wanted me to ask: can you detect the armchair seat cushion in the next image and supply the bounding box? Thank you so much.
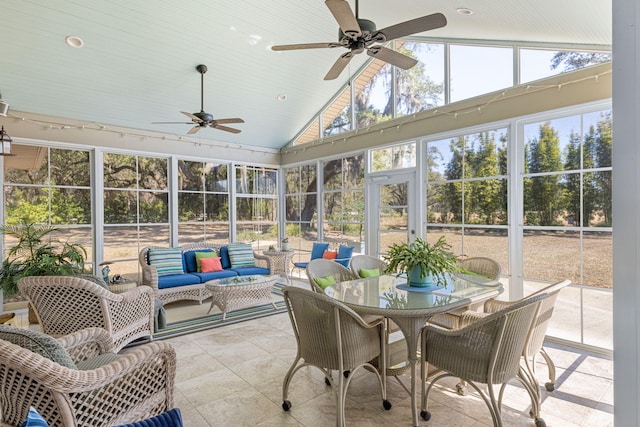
[230,266,271,276]
[293,261,309,269]
[157,273,201,289]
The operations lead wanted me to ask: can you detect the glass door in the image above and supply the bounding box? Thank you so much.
[369,172,416,258]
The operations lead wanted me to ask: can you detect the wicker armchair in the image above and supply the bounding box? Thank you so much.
[0,326,176,426]
[305,258,359,293]
[281,286,391,427]
[420,293,548,427]
[18,275,154,352]
[471,279,572,426]
[350,254,387,278]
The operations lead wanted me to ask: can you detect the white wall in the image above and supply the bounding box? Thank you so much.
[612,0,640,424]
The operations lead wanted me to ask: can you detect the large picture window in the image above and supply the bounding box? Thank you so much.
[426,127,509,273]
[178,160,230,245]
[103,153,169,278]
[3,144,93,268]
[235,165,278,250]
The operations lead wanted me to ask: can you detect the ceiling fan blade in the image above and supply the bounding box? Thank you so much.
[324,52,354,80]
[214,118,245,125]
[152,121,194,124]
[325,0,361,39]
[272,42,341,51]
[213,124,242,134]
[374,13,447,42]
[181,111,202,122]
[187,126,201,134]
[367,46,418,70]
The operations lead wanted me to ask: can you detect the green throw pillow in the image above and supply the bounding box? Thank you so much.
[313,275,336,290]
[359,267,380,278]
[195,251,218,272]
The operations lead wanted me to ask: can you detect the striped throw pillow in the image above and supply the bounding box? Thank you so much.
[148,247,184,276]
[227,243,256,268]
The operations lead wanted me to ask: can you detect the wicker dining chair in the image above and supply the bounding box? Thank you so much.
[350,254,387,278]
[420,293,549,427]
[429,256,503,330]
[469,279,572,427]
[0,325,176,426]
[281,286,391,427]
[305,258,359,293]
[18,275,155,352]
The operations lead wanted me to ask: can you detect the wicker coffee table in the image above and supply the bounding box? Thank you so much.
[205,275,278,320]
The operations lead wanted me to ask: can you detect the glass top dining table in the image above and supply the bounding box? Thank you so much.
[324,273,503,427]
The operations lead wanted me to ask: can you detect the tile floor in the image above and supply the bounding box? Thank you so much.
[4,278,614,427]
[165,280,613,427]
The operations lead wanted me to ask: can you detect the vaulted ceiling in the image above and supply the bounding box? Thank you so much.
[1,0,611,150]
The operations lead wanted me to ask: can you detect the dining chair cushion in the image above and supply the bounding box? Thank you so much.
[227,243,256,268]
[195,251,218,272]
[359,267,380,278]
[336,245,354,267]
[313,275,336,290]
[0,325,76,369]
[310,242,330,260]
[200,256,223,273]
[115,408,183,427]
[148,247,185,276]
[322,250,338,260]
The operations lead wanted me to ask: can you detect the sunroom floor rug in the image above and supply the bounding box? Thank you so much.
[152,283,287,340]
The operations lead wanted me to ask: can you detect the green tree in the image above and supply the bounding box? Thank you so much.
[551,52,611,71]
[526,123,563,225]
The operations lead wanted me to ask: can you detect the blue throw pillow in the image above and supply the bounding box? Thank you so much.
[336,245,354,267]
[183,248,214,273]
[310,242,330,260]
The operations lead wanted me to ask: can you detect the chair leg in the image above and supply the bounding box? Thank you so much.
[282,356,304,411]
[540,348,557,392]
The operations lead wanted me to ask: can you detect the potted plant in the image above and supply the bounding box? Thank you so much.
[0,219,88,302]
[281,237,290,251]
[382,236,460,288]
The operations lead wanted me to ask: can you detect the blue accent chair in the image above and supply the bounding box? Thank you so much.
[292,242,330,276]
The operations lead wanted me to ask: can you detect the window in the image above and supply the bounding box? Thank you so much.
[3,144,93,264]
[395,41,444,116]
[520,49,612,83]
[449,45,513,102]
[235,165,278,249]
[426,127,509,272]
[284,163,319,261]
[371,142,416,172]
[177,160,230,244]
[354,59,393,129]
[323,154,365,250]
[522,109,612,348]
[103,153,169,277]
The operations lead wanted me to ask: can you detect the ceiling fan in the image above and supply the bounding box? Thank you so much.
[271,0,447,80]
[153,64,244,134]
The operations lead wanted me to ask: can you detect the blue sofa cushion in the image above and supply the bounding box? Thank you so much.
[229,266,271,276]
[158,273,201,289]
[193,269,238,282]
[336,245,354,267]
[183,248,215,273]
[219,246,232,269]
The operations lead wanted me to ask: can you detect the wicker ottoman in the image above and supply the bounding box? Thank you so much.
[205,275,277,320]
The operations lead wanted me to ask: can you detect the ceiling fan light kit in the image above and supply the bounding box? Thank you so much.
[271,0,447,80]
[153,64,244,134]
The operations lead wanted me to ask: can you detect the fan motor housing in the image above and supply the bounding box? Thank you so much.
[339,18,376,40]
[194,111,213,122]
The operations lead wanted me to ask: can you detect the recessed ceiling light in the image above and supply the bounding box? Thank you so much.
[65,35,84,48]
[456,7,474,15]
[277,94,287,101]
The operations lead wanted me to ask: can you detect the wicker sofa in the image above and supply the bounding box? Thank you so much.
[139,243,271,305]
